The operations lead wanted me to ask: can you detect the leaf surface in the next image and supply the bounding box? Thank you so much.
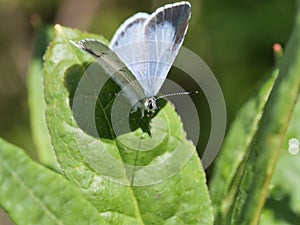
[259,87,300,224]
[43,24,213,224]
[0,138,109,225]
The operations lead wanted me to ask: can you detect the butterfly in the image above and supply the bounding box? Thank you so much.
[71,1,191,116]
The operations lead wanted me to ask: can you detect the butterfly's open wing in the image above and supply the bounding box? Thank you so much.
[109,2,191,97]
[110,12,149,49]
[143,2,191,96]
[109,13,150,94]
[71,39,145,105]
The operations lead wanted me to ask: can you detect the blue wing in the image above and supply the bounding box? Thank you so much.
[110,1,191,97]
[109,13,150,94]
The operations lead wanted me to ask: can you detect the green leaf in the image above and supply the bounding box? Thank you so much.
[0,138,109,225]
[43,24,213,224]
[259,83,300,225]
[209,67,279,222]
[210,1,300,224]
[27,24,59,170]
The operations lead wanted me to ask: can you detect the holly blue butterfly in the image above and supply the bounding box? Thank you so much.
[71,1,191,115]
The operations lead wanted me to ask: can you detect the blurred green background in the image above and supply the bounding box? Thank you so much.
[0,0,295,224]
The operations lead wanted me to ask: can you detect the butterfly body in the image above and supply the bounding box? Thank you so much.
[144,97,158,113]
[72,1,191,114]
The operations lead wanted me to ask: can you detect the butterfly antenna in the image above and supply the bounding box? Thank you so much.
[157,91,199,99]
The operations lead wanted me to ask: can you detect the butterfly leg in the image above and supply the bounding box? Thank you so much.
[141,107,145,118]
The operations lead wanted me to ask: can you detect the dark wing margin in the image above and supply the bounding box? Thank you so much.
[147,1,191,47]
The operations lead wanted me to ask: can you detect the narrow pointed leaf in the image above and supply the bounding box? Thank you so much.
[260,88,300,225]
[209,68,278,222]
[210,1,300,224]
[27,24,60,170]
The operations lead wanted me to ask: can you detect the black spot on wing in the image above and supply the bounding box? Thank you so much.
[119,18,146,37]
[127,17,145,29]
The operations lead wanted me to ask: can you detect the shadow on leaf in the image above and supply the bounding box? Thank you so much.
[64,63,166,140]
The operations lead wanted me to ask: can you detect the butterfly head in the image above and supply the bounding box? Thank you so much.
[144,97,158,113]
